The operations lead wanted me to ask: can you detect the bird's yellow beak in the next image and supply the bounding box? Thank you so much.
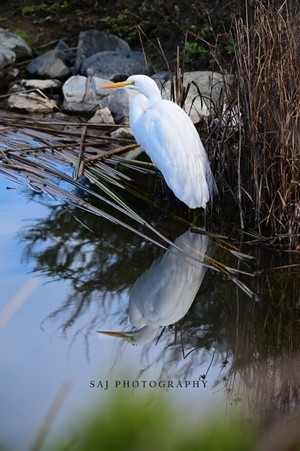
[96,330,133,340]
[100,80,130,89]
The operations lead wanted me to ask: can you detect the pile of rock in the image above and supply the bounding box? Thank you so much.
[0,27,32,85]
[1,27,226,124]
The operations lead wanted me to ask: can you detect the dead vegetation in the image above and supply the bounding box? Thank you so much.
[211,0,300,248]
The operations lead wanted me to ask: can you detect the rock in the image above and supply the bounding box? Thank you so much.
[89,107,115,124]
[55,39,76,67]
[7,91,57,113]
[109,127,133,140]
[0,45,15,69]
[62,75,106,113]
[0,28,32,59]
[62,74,129,119]
[122,146,143,160]
[0,67,19,89]
[76,30,130,71]
[24,78,62,90]
[9,78,62,93]
[80,50,148,79]
[26,50,70,79]
[161,71,225,122]
[26,40,75,79]
[151,71,170,89]
[99,89,130,122]
[63,75,89,102]
[6,77,60,112]
[61,70,225,123]
[109,126,142,159]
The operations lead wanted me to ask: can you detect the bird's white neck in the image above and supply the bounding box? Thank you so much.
[129,90,161,125]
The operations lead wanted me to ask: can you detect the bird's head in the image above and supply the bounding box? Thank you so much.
[97,329,135,342]
[97,325,158,345]
[101,75,161,100]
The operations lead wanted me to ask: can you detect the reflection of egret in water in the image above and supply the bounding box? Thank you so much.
[98,229,210,345]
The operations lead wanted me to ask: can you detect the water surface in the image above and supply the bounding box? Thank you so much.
[0,127,299,450]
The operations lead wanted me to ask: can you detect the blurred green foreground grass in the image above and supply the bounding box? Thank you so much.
[43,392,254,451]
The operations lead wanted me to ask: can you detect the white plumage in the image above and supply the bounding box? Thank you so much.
[101,74,217,209]
[97,229,209,345]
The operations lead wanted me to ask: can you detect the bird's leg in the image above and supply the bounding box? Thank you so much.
[190,207,206,227]
[161,185,181,217]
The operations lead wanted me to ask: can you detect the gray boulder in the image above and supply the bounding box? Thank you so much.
[99,88,130,122]
[54,39,76,67]
[76,30,130,71]
[80,50,148,79]
[62,75,106,113]
[62,74,130,120]
[9,78,62,93]
[6,77,60,113]
[26,40,75,79]
[161,71,225,123]
[0,67,19,88]
[0,29,31,85]
[0,45,15,69]
[26,51,70,79]
[7,91,57,113]
[0,28,32,59]
[89,107,115,124]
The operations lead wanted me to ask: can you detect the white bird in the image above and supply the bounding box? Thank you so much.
[101,75,217,209]
[97,229,210,345]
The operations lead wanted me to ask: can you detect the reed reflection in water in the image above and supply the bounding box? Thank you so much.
[12,186,300,433]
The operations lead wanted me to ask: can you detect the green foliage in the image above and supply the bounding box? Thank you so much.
[225,37,237,55]
[96,0,234,69]
[21,1,72,26]
[14,29,30,42]
[99,11,138,45]
[47,0,69,12]
[178,420,253,451]
[184,41,210,65]
[21,5,37,15]
[4,0,236,69]
[48,392,254,451]
[183,22,235,68]
[22,1,70,16]
[50,393,174,451]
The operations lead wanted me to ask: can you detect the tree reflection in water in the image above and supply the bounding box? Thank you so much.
[18,192,300,427]
[19,200,158,331]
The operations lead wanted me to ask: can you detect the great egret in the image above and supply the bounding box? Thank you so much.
[97,229,210,345]
[101,75,217,209]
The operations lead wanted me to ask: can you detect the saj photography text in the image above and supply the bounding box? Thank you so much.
[89,379,204,390]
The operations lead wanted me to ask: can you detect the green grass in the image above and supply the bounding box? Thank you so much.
[45,392,254,451]
[13,28,30,41]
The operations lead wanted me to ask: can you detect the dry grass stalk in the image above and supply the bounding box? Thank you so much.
[231,0,300,247]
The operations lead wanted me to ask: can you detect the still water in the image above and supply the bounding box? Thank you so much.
[0,137,300,449]
[0,177,228,450]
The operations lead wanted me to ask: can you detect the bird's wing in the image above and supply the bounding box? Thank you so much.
[128,230,209,328]
[132,100,213,208]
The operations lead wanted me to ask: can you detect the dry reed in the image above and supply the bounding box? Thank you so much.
[221,0,300,248]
